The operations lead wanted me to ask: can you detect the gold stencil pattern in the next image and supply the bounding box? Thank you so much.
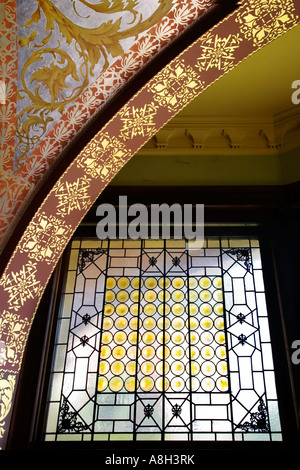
[18,212,73,265]
[196,32,243,73]
[77,135,130,183]
[54,176,92,217]
[119,102,159,141]
[0,311,30,369]
[0,262,42,312]
[0,373,16,442]
[236,0,298,46]
[149,60,204,112]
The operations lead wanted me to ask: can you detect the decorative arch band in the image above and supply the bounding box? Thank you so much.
[0,0,299,450]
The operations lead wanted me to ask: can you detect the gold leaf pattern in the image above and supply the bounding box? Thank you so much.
[53,176,92,217]
[119,102,159,141]
[77,135,130,183]
[149,59,204,112]
[196,32,243,73]
[0,373,16,440]
[0,262,42,312]
[18,212,73,265]
[236,0,298,46]
[0,311,30,369]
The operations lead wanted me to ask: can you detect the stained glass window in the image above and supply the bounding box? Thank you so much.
[43,237,282,442]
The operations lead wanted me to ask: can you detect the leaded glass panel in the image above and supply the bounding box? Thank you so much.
[43,237,282,442]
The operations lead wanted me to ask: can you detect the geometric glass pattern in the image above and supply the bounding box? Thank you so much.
[43,237,282,442]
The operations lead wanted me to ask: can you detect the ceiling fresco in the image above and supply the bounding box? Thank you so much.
[0,0,213,247]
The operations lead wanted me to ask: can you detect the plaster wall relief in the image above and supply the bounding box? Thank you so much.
[0,0,299,450]
[0,0,214,247]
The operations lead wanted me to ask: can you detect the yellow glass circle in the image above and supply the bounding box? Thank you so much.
[117,277,130,289]
[97,376,108,392]
[142,331,155,345]
[171,377,185,392]
[215,331,226,345]
[214,303,224,316]
[117,290,129,302]
[115,317,128,330]
[189,331,200,345]
[101,332,113,345]
[187,277,197,289]
[213,277,222,289]
[140,376,154,392]
[131,277,142,289]
[158,277,170,288]
[201,360,216,376]
[127,345,138,359]
[143,303,156,316]
[214,317,224,330]
[109,376,123,392]
[199,290,212,302]
[106,277,116,289]
[200,331,213,345]
[187,317,199,331]
[158,303,170,315]
[143,317,156,331]
[126,360,137,375]
[130,303,139,316]
[105,290,115,302]
[99,360,109,375]
[216,376,228,391]
[102,317,113,330]
[171,360,185,375]
[201,346,214,359]
[171,332,184,345]
[199,277,211,289]
[158,290,170,302]
[100,345,111,359]
[125,376,138,392]
[145,277,157,289]
[188,290,198,302]
[155,377,169,392]
[213,290,223,302]
[172,317,184,331]
[142,345,155,360]
[190,361,200,376]
[217,360,227,375]
[114,331,127,345]
[144,290,157,302]
[188,303,198,316]
[116,303,128,316]
[157,317,170,330]
[172,277,184,289]
[172,290,184,303]
[171,346,184,359]
[104,304,114,316]
[189,346,199,360]
[215,345,227,360]
[201,377,215,392]
[172,303,184,316]
[156,360,169,375]
[112,345,126,359]
[111,360,125,375]
[200,317,213,331]
[130,290,141,302]
[157,331,170,345]
[156,345,170,359]
[189,377,200,392]
[200,303,212,316]
[128,331,140,345]
[141,361,155,375]
[129,317,141,331]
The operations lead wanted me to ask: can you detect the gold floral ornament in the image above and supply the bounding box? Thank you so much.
[119,102,159,141]
[77,134,130,183]
[196,33,243,73]
[0,262,42,312]
[18,212,73,265]
[236,0,298,47]
[0,373,16,440]
[53,176,92,217]
[0,311,30,369]
[16,0,174,167]
[149,60,204,112]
